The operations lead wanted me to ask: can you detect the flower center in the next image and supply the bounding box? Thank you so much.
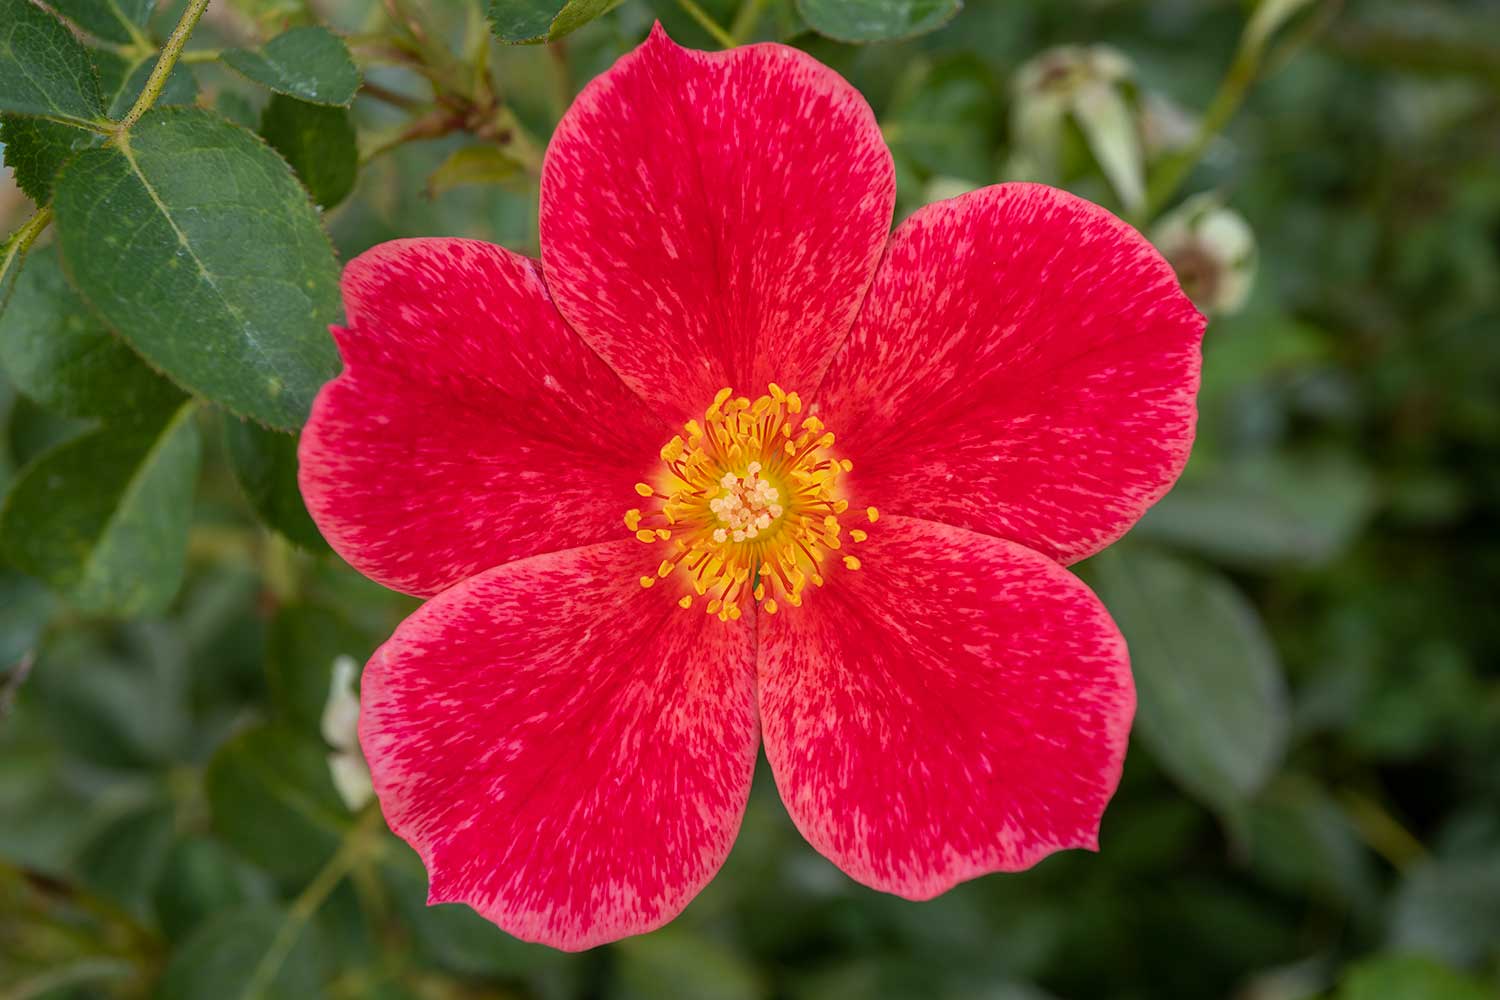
[625,384,876,621]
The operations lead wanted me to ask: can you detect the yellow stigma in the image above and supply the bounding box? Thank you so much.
[626,385,867,620]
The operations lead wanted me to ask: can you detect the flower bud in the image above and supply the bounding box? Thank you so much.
[322,654,374,811]
[1008,45,1145,213]
[1151,194,1257,315]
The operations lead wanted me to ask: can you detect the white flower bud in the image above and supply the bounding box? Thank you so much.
[322,654,374,811]
[1152,193,1258,315]
[1008,45,1146,213]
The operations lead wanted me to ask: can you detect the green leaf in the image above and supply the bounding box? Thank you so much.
[1089,547,1289,815]
[52,108,343,431]
[0,568,53,665]
[1335,953,1493,1000]
[1134,452,1377,569]
[0,0,106,125]
[225,418,328,551]
[259,94,357,210]
[795,0,962,43]
[0,114,95,202]
[884,56,999,183]
[487,0,618,43]
[382,844,566,978]
[615,928,764,1000]
[1246,777,1376,908]
[97,50,199,120]
[157,903,325,1000]
[265,604,370,731]
[0,402,200,616]
[0,245,183,420]
[74,800,177,920]
[222,27,361,106]
[1390,855,1500,968]
[49,0,155,46]
[153,836,275,942]
[205,722,351,886]
[425,144,529,199]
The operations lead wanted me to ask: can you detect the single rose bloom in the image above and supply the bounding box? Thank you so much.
[299,25,1204,951]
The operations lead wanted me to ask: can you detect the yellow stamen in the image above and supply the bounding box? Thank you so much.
[622,385,874,619]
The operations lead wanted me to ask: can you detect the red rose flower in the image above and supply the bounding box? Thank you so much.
[299,26,1204,951]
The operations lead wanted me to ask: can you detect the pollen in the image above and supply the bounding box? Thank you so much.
[624,385,870,620]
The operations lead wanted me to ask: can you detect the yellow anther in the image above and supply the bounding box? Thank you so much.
[624,384,862,619]
[866,506,880,523]
[640,576,656,588]
[850,529,868,542]
[843,556,862,570]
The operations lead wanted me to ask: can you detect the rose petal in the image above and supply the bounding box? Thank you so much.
[758,516,1133,898]
[540,25,894,420]
[360,541,758,950]
[818,183,1205,565]
[299,239,668,597]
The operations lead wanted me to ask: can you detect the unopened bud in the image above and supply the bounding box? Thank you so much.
[1152,193,1257,315]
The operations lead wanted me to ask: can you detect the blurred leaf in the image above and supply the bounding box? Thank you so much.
[1136,452,1377,569]
[382,843,566,978]
[488,0,619,43]
[223,27,361,106]
[205,722,350,885]
[50,0,155,46]
[1245,0,1318,55]
[0,114,96,203]
[260,95,357,210]
[1334,953,1493,1000]
[0,245,183,420]
[5,394,90,466]
[0,0,106,124]
[157,902,326,1000]
[1389,855,1500,968]
[884,56,999,183]
[426,145,529,199]
[265,603,370,731]
[153,835,276,942]
[796,0,962,42]
[74,799,176,920]
[614,927,765,1000]
[52,108,343,431]
[0,402,201,616]
[1090,547,1289,815]
[1246,777,1376,909]
[25,626,189,768]
[0,568,53,666]
[224,417,327,552]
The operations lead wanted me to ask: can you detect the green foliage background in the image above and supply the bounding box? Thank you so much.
[1,0,1498,997]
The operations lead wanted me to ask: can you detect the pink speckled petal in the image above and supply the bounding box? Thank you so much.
[539,25,895,421]
[759,517,1133,898]
[818,183,1205,566]
[299,239,669,598]
[360,541,758,951]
